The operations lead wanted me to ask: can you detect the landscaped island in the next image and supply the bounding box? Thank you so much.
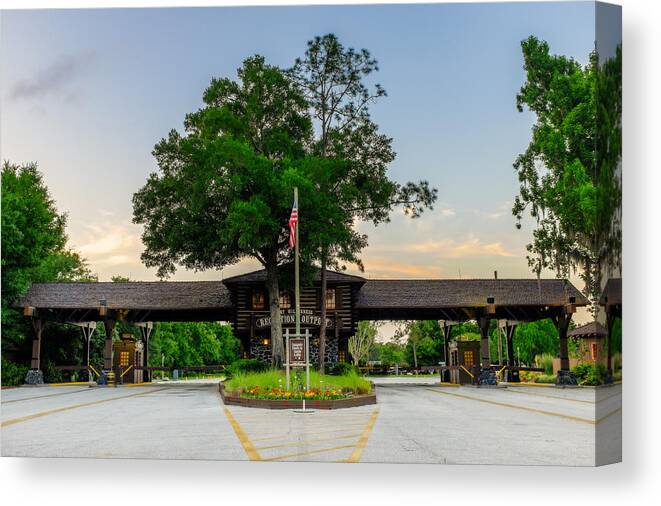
[220,365,376,409]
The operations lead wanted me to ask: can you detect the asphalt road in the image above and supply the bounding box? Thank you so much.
[1,380,621,465]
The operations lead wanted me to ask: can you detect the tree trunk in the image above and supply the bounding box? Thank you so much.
[265,259,283,367]
[318,256,328,374]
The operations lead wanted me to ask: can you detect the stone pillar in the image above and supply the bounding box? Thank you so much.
[477,315,497,385]
[555,313,577,386]
[25,318,45,384]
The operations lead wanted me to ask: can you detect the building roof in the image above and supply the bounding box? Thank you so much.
[599,278,622,306]
[222,267,366,284]
[568,321,608,338]
[355,278,588,309]
[16,281,232,310]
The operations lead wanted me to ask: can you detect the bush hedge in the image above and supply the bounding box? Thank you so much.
[572,363,607,385]
[327,362,360,376]
[225,358,268,378]
[1,358,28,387]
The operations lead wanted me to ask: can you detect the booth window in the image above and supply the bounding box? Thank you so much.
[279,291,291,310]
[326,288,336,310]
[463,350,474,367]
[590,342,598,361]
[120,351,129,367]
[338,350,346,363]
[252,289,265,310]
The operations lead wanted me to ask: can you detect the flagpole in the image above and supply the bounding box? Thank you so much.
[294,187,300,337]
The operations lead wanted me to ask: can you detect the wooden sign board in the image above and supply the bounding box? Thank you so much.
[289,337,306,366]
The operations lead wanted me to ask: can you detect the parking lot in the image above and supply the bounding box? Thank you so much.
[1,379,621,465]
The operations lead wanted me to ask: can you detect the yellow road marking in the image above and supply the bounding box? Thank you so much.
[256,432,362,451]
[1,387,166,428]
[250,425,374,443]
[2,388,92,404]
[222,407,262,461]
[596,408,622,424]
[344,408,380,463]
[504,388,596,404]
[504,382,554,388]
[263,444,356,462]
[425,388,597,425]
[46,382,90,387]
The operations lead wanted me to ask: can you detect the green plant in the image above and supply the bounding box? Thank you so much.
[534,374,557,384]
[328,362,359,376]
[225,358,268,378]
[572,362,606,385]
[535,353,555,375]
[612,352,622,372]
[1,358,28,387]
[42,360,63,383]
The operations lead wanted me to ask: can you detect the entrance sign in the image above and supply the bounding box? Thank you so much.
[289,338,306,366]
[255,310,334,329]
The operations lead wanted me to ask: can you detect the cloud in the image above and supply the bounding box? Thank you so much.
[408,237,516,258]
[10,51,96,101]
[75,222,143,267]
[350,257,444,279]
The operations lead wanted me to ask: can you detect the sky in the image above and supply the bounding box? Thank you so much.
[1,1,603,325]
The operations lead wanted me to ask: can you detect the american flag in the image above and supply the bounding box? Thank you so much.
[288,194,298,249]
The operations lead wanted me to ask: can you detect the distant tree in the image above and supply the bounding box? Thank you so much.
[290,34,437,373]
[510,319,559,366]
[394,320,443,368]
[132,56,313,367]
[513,37,621,312]
[348,321,378,366]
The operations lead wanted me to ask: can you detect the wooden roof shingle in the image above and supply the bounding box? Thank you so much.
[16,281,232,310]
[355,278,588,308]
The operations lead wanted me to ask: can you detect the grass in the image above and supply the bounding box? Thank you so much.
[224,369,372,398]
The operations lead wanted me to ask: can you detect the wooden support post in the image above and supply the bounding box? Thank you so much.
[137,322,153,382]
[477,315,497,385]
[478,315,490,368]
[606,310,616,382]
[505,322,519,382]
[443,325,452,382]
[30,318,44,370]
[555,312,577,386]
[103,319,115,370]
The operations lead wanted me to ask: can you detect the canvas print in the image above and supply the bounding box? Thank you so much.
[1,1,621,466]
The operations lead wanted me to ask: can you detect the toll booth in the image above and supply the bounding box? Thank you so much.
[448,339,480,384]
[113,333,144,384]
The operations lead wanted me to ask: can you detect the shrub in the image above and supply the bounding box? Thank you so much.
[534,374,557,384]
[328,362,359,376]
[572,363,606,386]
[1,358,28,387]
[519,370,540,383]
[225,358,268,378]
[535,353,555,375]
[613,370,622,382]
[612,352,622,372]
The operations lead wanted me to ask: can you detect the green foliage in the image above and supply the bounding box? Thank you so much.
[612,352,622,372]
[348,321,378,365]
[226,358,268,377]
[513,37,621,310]
[371,341,407,366]
[534,374,557,384]
[535,353,555,375]
[149,322,239,368]
[1,358,28,387]
[327,362,359,376]
[572,362,607,386]
[511,319,558,365]
[42,359,64,384]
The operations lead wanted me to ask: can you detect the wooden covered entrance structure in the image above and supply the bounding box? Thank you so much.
[16,268,589,386]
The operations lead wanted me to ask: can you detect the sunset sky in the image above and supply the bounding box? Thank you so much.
[1,1,603,317]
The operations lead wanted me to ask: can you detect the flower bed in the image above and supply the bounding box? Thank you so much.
[220,369,376,409]
[219,382,376,410]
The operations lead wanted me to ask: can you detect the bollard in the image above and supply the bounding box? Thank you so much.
[107,370,116,387]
